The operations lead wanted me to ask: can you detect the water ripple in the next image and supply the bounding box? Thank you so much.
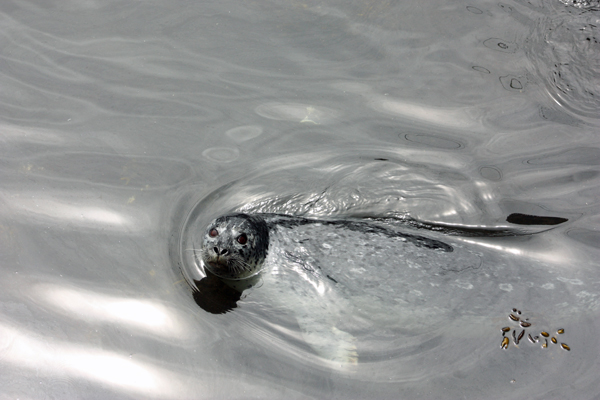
[524,4,600,119]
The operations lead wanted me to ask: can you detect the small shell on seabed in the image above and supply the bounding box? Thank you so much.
[501,337,509,349]
[557,328,565,334]
[520,321,531,328]
[517,329,525,343]
[512,329,518,344]
[501,326,511,333]
[528,334,538,343]
[551,337,557,344]
[542,339,548,348]
[509,314,520,321]
[560,343,570,351]
[541,331,549,337]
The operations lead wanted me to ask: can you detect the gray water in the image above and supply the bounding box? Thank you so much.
[1,0,599,399]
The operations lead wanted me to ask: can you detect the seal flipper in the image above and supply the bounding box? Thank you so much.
[298,318,358,367]
[289,281,359,368]
[262,243,359,368]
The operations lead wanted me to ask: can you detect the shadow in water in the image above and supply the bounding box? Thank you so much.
[192,270,242,314]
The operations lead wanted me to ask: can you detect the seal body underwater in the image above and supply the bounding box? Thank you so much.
[200,213,461,281]
[197,213,492,366]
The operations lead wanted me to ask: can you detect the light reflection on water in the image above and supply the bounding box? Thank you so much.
[0,322,185,397]
[10,197,133,228]
[0,0,599,398]
[37,284,191,339]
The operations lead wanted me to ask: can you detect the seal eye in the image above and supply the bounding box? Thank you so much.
[237,233,247,245]
[209,228,218,237]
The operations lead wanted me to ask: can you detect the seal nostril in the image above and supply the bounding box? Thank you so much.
[220,248,228,255]
[213,247,219,254]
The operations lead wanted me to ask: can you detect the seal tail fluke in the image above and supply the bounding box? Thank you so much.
[301,325,359,370]
[389,214,567,237]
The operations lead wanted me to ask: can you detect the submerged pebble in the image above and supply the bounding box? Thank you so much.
[517,329,525,343]
[498,309,571,352]
[528,334,537,344]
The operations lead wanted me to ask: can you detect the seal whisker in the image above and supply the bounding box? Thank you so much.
[230,257,253,272]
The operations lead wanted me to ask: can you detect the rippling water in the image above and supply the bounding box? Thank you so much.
[1,0,599,398]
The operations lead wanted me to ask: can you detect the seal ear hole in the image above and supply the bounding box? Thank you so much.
[237,233,248,245]
[209,228,218,237]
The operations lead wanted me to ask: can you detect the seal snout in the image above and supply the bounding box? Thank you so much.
[214,246,229,256]
[207,245,231,269]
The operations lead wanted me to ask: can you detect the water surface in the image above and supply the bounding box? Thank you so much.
[1,0,599,398]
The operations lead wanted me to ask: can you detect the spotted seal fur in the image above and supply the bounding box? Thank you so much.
[199,213,460,281]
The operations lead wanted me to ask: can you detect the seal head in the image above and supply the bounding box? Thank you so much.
[200,213,269,280]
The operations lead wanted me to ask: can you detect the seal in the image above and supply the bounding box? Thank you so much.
[199,212,456,281]
[197,213,477,365]
[199,213,369,366]
[200,213,269,280]
[199,211,563,283]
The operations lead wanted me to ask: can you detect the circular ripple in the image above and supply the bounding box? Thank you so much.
[255,103,339,124]
[472,66,491,74]
[500,75,526,92]
[225,125,263,142]
[172,147,593,387]
[525,6,600,119]
[202,147,239,163]
[479,166,503,181]
[483,38,518,53]
[403,133,464,150]
[466,6,483,14]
